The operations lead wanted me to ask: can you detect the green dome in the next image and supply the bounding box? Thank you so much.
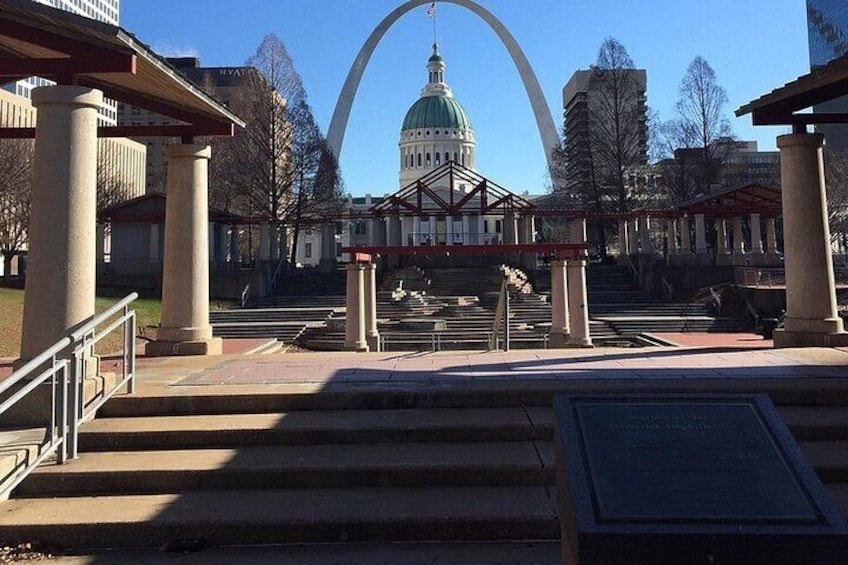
[402,96,472,131]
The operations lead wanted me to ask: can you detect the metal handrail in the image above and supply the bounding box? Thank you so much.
[661,277,674,302]
[745,300,760,329]
[624,254,643,289]
[240,283,251,308]
[707,287,722,314]
[0,293,137,499]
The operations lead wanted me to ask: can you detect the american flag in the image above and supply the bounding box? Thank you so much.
[427,2,436,18]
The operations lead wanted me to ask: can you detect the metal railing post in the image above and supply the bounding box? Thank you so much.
[503,283,510,352]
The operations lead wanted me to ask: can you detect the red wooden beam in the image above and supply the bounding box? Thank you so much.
[342,243,588,260]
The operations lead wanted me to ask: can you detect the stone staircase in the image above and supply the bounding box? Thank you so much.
[3,379,848,559]
[209,307,335,342]
[536,264,745,336]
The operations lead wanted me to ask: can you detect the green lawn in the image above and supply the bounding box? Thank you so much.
[0,288,163,358]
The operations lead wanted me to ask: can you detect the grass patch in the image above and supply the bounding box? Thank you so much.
[0,288,163,358]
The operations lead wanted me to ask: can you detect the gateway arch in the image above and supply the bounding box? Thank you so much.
[326,0,560,171]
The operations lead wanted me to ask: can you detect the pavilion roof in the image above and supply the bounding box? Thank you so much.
[98,193,249,224]
[0,0,244,138]
[673,183,782,217]
[736,53,848,128]
[370,161,536,217]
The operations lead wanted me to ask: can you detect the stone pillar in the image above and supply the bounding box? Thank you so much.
[319,222,337,272]
[715,219,731,266]
[639,216,652,256]
[567,219,593,347]
[617,220,629,263]
[679,216,692,264]
[765,217,781,266]
[20,86,102,365]
[229,225,239,270]
[549,259,570,348]
[667,219,680,266]
[521,215,537,270]
[749,213,765,266]
[413,215,422,245]
[364,262,380,351]
[694,214,709,265]
[731,216,746,266]
[627,218,639,255]
[503,212,518,245]
[774,132,844,346]
[147,144,221,356]
[344,263,369,352]
[258,223,271,261]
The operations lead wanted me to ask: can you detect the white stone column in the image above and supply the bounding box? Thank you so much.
[617,220,629,261]
[774,132,844,346]
[639,216,652,255]
[731,216,747,266]
[765,217,780,266]
[749,213,765,265]
[567,219,592,347]
[679,216,692,264]
[147,144,221,356]
[364,262,380,351]
[413,215,422,245]
[259,223,271,262]
[549,259,570,348]
[694,214,709,264]
[627,218,639,255]
[715,219,730,265]
[20,86,102,364]
[503,212,518,245]
[344,263,369,352]
[462,215,471,245]
[667,219,680,266]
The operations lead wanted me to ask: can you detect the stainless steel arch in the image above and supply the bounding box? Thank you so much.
[326,0,560,171]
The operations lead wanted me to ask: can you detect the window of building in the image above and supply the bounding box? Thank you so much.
[426,153,431,166]
[304,242,312,258]
[417,153,422,167]
[435,152,441,165]
[336,243,343,257]
[495,220,502,233]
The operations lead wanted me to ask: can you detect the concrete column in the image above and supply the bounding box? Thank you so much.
[549,259,570,348]
[20,86,102,364]
[147,144,221,356]
[715,219,730,265]
[364,262,380,351]
[567,218,592,347]
[679,216,692,264]
[229,225,239,270]
[617,220,629,260]
[344,263,369,352]
[413,215,422,245]
[749,213,765,265]
[765,217,781,266]
[259,224,271,261]
[639,216,652,256]
[319,222,337,272]
[503,212,518,245]
[731,216,746,266]
[521,215,537,270]
[694,214,709,264]
[627,219,639,255]
[667,219,680,266]
[567,258,592,347]
[774,132,844,346]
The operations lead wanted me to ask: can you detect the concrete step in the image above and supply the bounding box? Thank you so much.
[0,486,559,549]
[79,407,555,449]
[32,541,562,565]
[780,406,848,440]
[17,441,554,496]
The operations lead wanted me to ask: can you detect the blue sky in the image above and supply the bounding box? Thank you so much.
[122,0,810,197]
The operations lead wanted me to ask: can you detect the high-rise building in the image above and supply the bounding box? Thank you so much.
[807,0,848,150]
[8,0,120,123]
[560,67,648,196]
[116,57,261,193]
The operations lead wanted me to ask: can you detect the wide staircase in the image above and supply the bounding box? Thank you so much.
[3,379,848,560]
[537,264,745,336]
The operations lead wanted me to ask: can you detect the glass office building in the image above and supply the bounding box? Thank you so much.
[807,0,848,66]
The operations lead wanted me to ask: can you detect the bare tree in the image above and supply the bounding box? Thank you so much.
[0,138,33,280]
[659,56,734,202]
[824,149,848,250]
[553,38,649,257]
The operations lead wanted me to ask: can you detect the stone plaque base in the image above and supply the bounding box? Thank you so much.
[554,394,848,564]
[146,337,222,357]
